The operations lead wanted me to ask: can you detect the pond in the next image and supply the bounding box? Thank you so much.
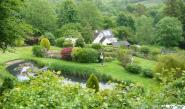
[6,60,114,90]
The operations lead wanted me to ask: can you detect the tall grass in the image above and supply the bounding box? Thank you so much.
[30,59,114,82]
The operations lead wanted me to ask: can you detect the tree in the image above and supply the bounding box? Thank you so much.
[117,13,135,31]
[164,0,185,48]
[22,0,57,33]
[0,0,25,51]
[78,0,103,30]
[156,17,183,47]
[103,16,116,29]
[135,15,155,44]
[58,0,79,26]
[56,23,82,38]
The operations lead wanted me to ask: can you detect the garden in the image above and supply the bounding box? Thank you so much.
[0,0,185,108]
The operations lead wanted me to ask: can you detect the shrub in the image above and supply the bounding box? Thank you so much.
[15,38,24,47]
[117,49,132,67]
[61,47,73,60]
[142,69,154,78]
[104,57,114,62]
[32,46,46,57]
[0,78,14,95]
[72,48,98,63]
[126,64,142,74]
[25,37,39,45]
[86,74,99,92]
[155,53,185,83]
[63,40,73,47]
[91,44,102,50]
[56,37,65,47]
[140,46,150,56]
[130,45,139,52]
[75,38,85,47]
[44,32,56,45]
[40,38,50,50]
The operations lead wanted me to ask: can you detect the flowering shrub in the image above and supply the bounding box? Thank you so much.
[61,47,73,60]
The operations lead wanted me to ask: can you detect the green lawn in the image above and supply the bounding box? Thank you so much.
[0,46,160,89]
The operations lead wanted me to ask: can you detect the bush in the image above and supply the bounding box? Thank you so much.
[75,38,85,47]
[72,48,98,63]
[155,53,185,83]
[142,69,153,78]
[91,44,102,50]
[15,38,25,47]
[44,32,56,45]
[117,49,132,67]
[86,74,99,92]
[32,46,46,57]
[25,37,39,45]
[40,38,50,50]
[61,47,73,61]
[140,46,150,56]
[56,37,65,47]
[63,40,73,47]
[104,57,114,62]
[126,64,142,74]
[0,78,14,95]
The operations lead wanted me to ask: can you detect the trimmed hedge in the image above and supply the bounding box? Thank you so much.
[72,48,98,63]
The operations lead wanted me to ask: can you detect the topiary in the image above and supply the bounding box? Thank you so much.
[40,38,50,50]
[75,38,85,47]
[126,64,142,74]
[86,74,99,92]
[32,46,46,57]
[56,37,65,47]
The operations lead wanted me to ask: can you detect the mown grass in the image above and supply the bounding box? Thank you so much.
[0,46,160,89]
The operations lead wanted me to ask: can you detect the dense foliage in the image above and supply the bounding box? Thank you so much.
[61,47,73,60]
[72,48,98,63]
[32,46,46,57]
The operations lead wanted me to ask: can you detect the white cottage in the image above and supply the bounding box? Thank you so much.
[93,30,117,45]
